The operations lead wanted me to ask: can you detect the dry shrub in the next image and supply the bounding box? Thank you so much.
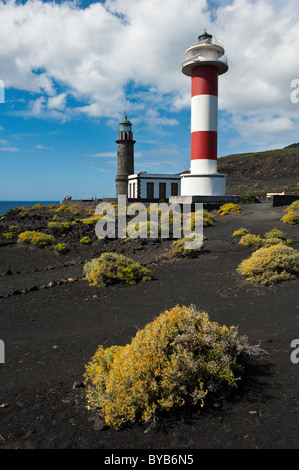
[84,305,260,429]
[237,244,299,285]
[170,237,204,258]
[236,228,292,248]
[233,227,249,237]
[18,230,55,248]
[281,201,299,225]
[281,211,299,225]
[83,252,152,287]
[217,203,243,216]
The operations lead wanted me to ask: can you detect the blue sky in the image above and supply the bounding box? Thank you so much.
[0,0,298,200]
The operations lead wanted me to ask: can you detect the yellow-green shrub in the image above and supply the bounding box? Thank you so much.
[170,237,204,258]
[281,211,299,225]
[84,305,258,429]
[18,231,55,248]
[80,236,92,244]
[239,233,264,249]
[83,252,152,287]
[3,232,13,239]
[80,216,102,225]
[238,228,291,248]
[54,243,69,254]
[217,203,243,216]
[29,203,43,211]
[237,244,299,285]
[47,221,71,232]
[188,210,215,228]
[284,200,299,213]
[233,228,249,237]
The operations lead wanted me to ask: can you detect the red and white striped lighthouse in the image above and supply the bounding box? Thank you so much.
[180,32,228,196]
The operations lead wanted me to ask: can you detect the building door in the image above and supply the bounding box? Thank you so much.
[159,182,166,200]
[171,183,178,196]
[147,182,154,199]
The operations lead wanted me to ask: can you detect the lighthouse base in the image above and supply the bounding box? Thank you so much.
[180,172,226,197]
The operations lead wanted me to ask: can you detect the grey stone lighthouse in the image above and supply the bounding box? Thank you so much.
[115,115,135,197]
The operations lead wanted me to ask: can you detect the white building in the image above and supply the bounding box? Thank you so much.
[128,172,181,200]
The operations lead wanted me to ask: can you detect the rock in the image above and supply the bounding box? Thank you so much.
[28,285,38,292]
[3,269,12,276]
[47,281,56,288]
[10,289,21,296]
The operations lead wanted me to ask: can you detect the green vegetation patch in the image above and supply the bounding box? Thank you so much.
[84,304,260,429]
[18,230,55,248]
[54,243,69,254]
[237,244,299,285]
[234,228,292,248]
[217,203,243,216]
[170,237,204,258]
[83,252,152,287]
[80,236,92,244]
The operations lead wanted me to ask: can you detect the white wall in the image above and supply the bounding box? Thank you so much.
[128,174,181,199]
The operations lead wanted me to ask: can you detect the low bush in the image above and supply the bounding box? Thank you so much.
[2,232,13,239]
[83,252,152,287]
[239,233,264,249]
[47,221,71,232]
[170,237,204,258]
[80,216,102,225]
[188,210,215,229]
[18,231,55,248]
[217,203,243,216]
[84,304,260,429]
[233,227,249,237]
[29,203,43,211]
[284,200,299,213]
[80,236,92,244]
[237,244,299,285]
[281,211,299,225]
[54,243,69,254]
[236,228,291,248]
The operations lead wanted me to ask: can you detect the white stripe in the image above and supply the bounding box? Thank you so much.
[191,94,218,132]
[191,159,217,174]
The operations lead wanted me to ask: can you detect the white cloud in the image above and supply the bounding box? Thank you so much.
[0,0,298,149]
[36,144,53,150]
[85,152,116,157]
[0,146,19,152]
[47,93,67,110]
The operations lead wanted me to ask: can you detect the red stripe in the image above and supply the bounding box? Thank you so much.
[191,65,218,97]
[191,131,217,160]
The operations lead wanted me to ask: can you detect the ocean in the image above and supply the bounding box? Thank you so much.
[0,201,61,217]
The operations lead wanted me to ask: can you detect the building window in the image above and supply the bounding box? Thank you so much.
[147,182,154,199]
[171,183,178,196]
[159,182,166,200]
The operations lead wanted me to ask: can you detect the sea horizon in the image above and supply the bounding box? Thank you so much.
[0,200,61,216]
